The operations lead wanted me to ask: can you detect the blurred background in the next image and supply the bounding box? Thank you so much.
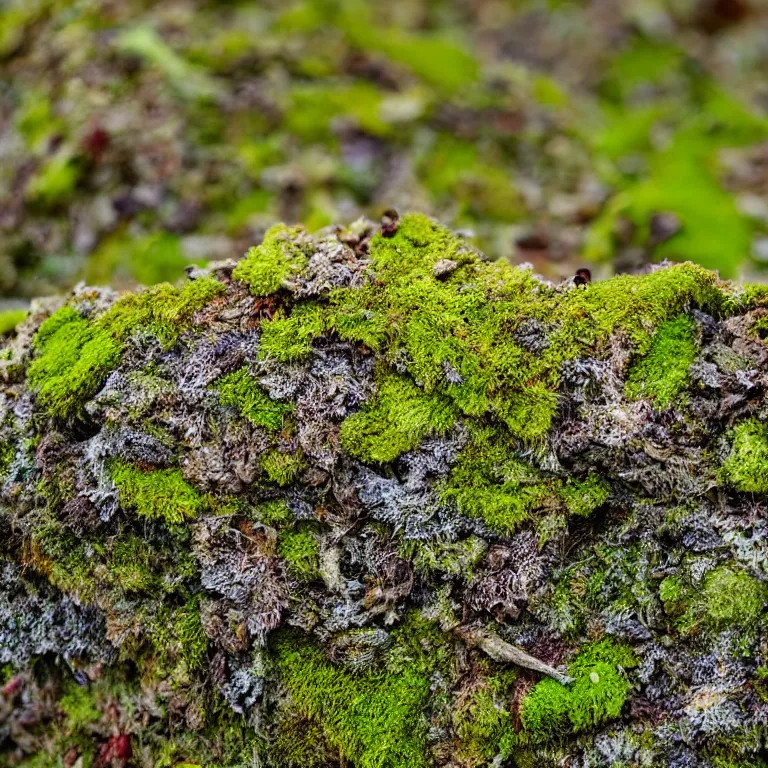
[2,0,768,307]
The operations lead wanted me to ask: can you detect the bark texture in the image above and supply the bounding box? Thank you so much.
[2,213,768,768]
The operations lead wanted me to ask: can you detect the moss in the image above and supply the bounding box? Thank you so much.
[560,475,610,518]
[110,460,207,524]
[521,639,636,743]
[701,567,767,630]
[261,449,305,487]
[278,526,320,581]
[625,314,698,409]
[0,308,27,335]
[659,575,689,618]
[214,366,293,430]
[27,278,223,418]
[254,499,294,528]
[107,535,161,594]
[454,677,515,764]
[27,307,122,419]
[59,683,101,730]
[259,302,326,362]
[440,424,554,535]
[340,374,458,464]
[721,419,768,494]
[273,633,430,768]
[233,224,309,296]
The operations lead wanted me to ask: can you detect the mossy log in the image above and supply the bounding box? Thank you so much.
[2,213,768,767]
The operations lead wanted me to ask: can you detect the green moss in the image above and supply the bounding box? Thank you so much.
[107,535,160,594]
[521,639,636,742]
[721,419,768,494]
[110,460,207,524]
[148,598,209,675]
[625,314,698,409]
[27,307,122,419]
[278,526,320,581]
[560,475,610,517]
[233,224,309,296]
[454,677,515,764]
[59,683,101,729]
[261,449,305,487]
[340,374,458,464]
[659,575,690,617]
[254,499,294,528]
[701,567,767,630]
[259,302,327,362]
[0,308,27,335]
[214,366,293,430]
[273,633,430,768]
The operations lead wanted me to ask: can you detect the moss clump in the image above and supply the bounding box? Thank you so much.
[340,374,458,464]
[27,306,122,419]
[278,526,320,581]
[560,475,610,518]
[273,634,430,768]
[721,419,768,494]
[261,449,305,487]
[701,567,767,630]
[27,278,223,418]
[214,366,293,430]
[110,460,207,524]
[521,639,636,742]
[625,314,698,408]
[255,499,294,528]
[259,302,326,362]
[233,224,309,296]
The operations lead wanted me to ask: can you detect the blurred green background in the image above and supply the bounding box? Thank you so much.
[2,0,768,303]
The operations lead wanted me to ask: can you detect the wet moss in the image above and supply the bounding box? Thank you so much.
[701,566,767,630]
[278,525,320,581]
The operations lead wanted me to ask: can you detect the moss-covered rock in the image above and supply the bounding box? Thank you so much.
[3,214,768,767]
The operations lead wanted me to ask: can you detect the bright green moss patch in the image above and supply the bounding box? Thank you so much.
[261,449,305,487]
[441,425,552,535]
[701,567,767,630]
[110,460,207,524]
[278,526,320,581]
[255,499,294,528]
[625,314,698,408]
[273,634,430,768]
[0,308,27,335]
[214,366,293,430]
[560,475,610,518]
[521,639,636,743]
[721,420,768,494]
[259,303,326,362]
[27,307,122,419]
[233,224,309,296]
[340,374,457,464]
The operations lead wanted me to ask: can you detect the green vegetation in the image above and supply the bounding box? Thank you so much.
[273,634,430,768]
[214,366,293,430]
[110,460,207,524]
[233,224,309,296]
[0,308,27,334]
[521,639,637,742]
[278,526,320,581]
[625,314,699,408]
[261,449,305,487]
[721,419,768,494]
[701,567,767,630]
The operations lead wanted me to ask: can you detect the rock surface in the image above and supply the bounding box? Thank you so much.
[2,213,768,767]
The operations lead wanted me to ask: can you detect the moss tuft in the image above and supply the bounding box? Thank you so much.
[721,419,768,494]
[214,366,293,430]
[110,460,207,524]
[625,314,698,408]
[278,526,320,581]
[340,374,458,464]
[261,449,305,487]
[273,633,430,768]
[701,566,767,630]
[259,302,326,362]
[521,639,636,742]
[233,224,309,296]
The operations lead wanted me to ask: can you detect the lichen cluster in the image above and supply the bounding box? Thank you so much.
[2,214,768,767]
